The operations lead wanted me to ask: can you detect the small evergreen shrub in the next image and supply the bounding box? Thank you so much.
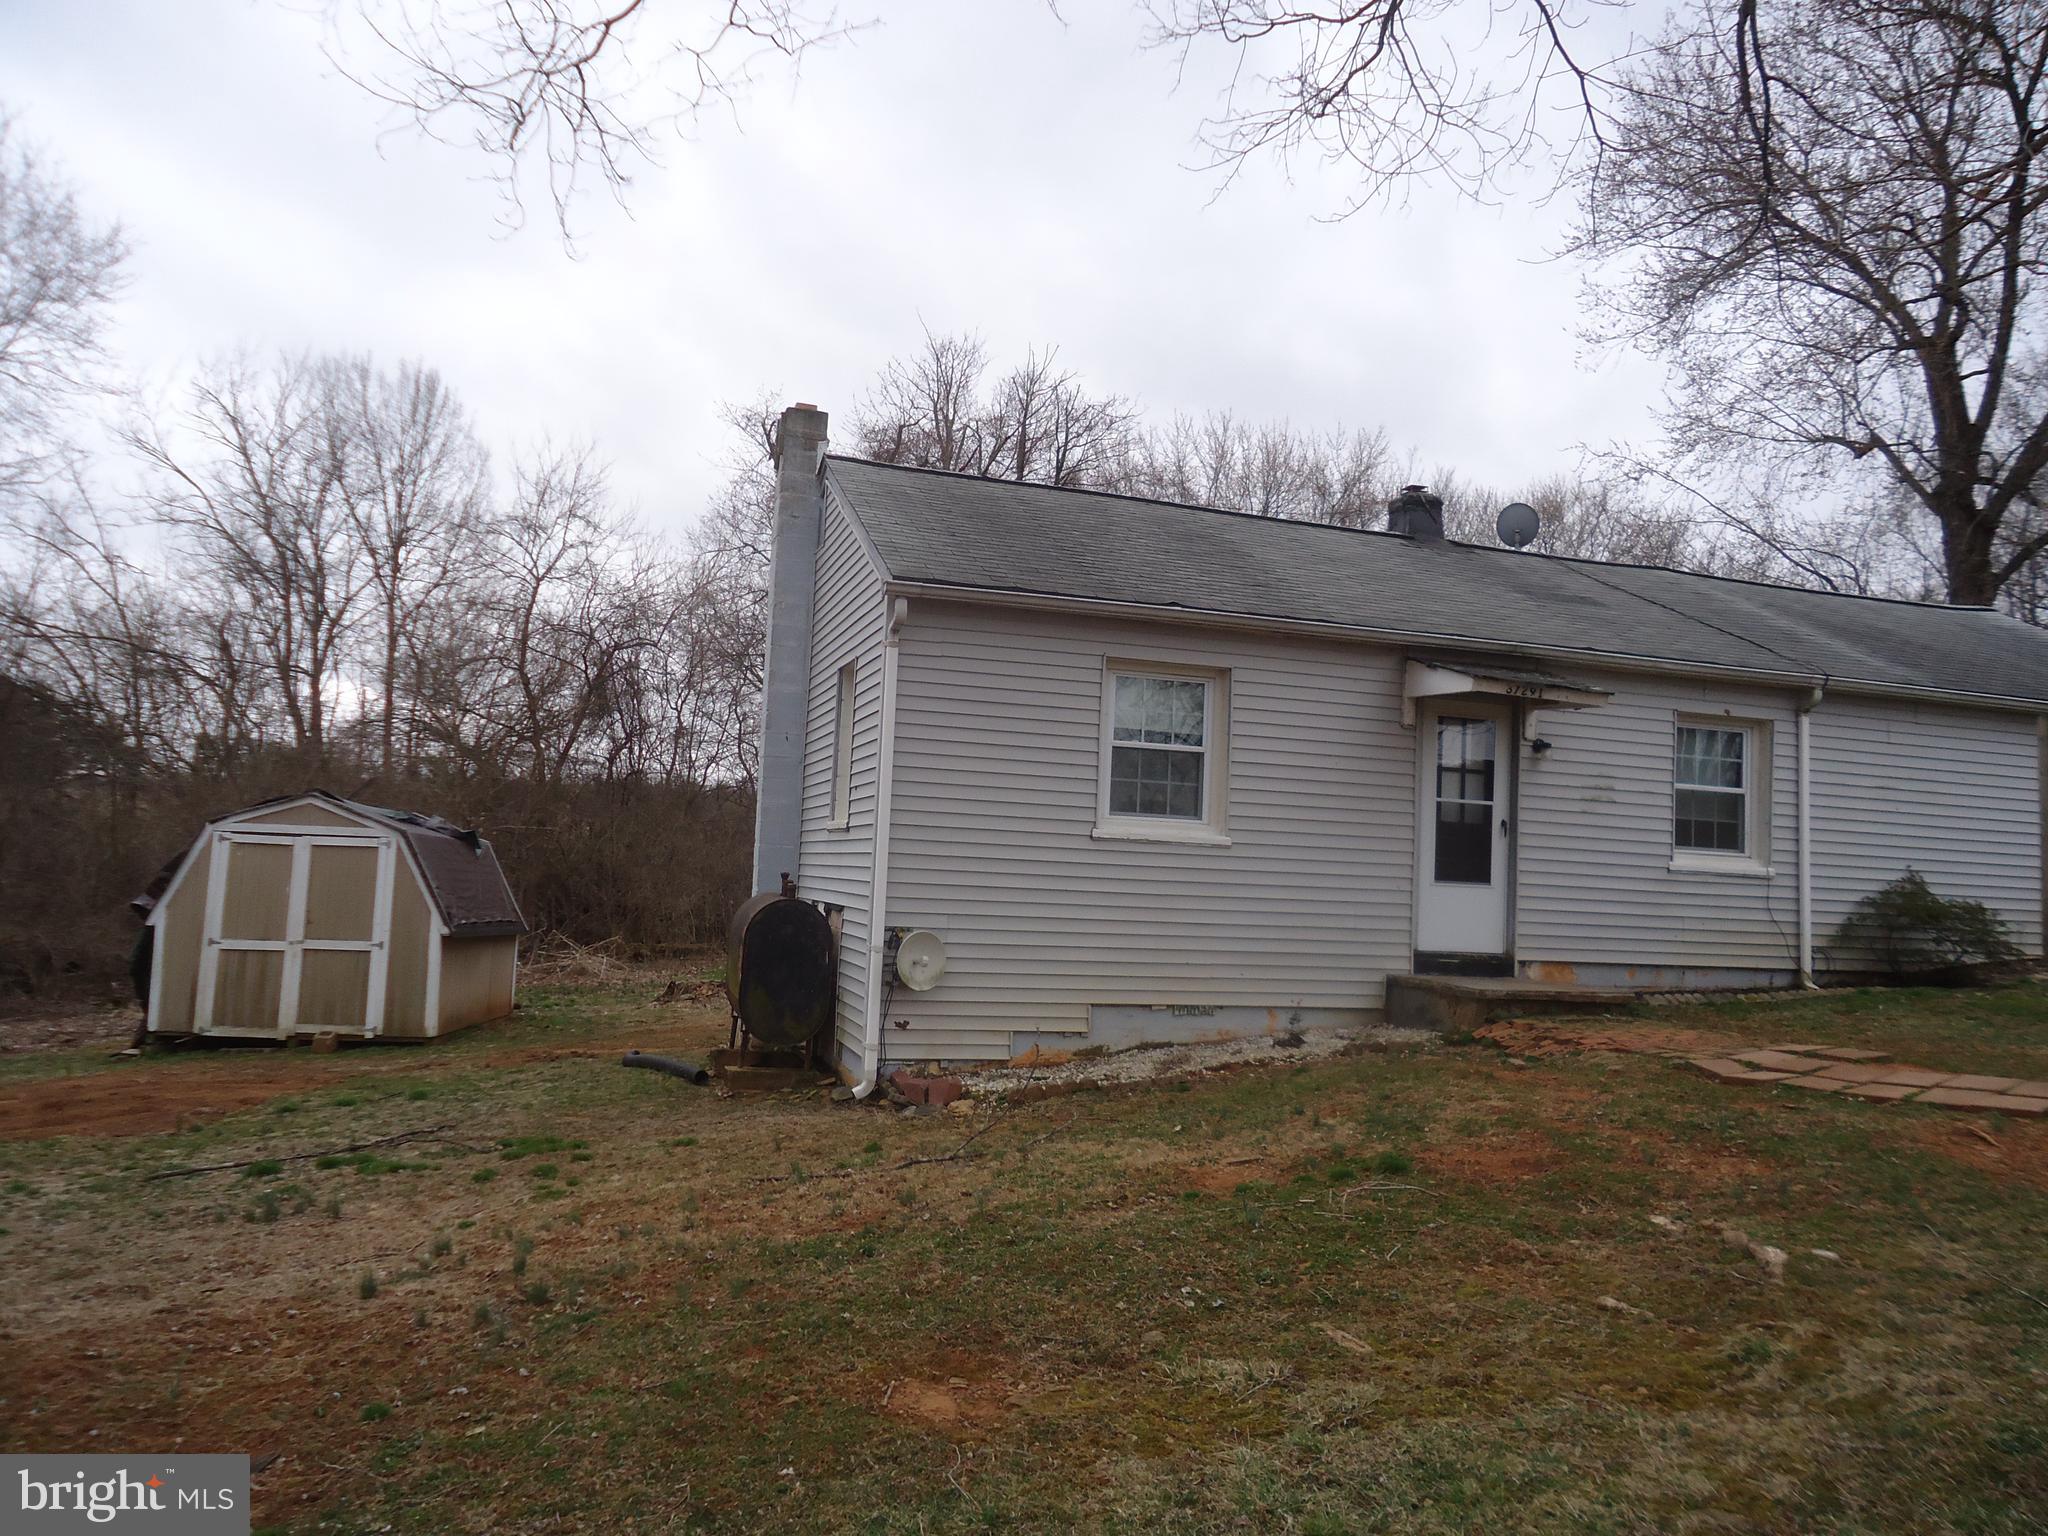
[1836,870,2022,978]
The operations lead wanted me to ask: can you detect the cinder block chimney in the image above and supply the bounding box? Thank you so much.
[750,403,830,895]
[1387,484,1445,542]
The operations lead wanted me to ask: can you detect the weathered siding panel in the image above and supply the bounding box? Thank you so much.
[1810,696,2043,967]
[241,804,363,830]
[437,936,518,1033]
[383,871,433,1037]
[796,482,888,1065]
[881,600,1414,1062]
[152,843,211,1034]
[1515,669,1802,975]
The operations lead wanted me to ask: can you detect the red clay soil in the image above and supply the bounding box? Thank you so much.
[0,1064,315,1139]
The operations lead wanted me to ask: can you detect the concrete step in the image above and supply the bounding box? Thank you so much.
[1386,973,1642,1034]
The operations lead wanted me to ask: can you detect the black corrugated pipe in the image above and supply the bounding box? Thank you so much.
[620,1051,710,1085]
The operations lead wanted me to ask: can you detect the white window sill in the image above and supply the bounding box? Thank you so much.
[1668,855,1773,879]
[826,819,851,833]
[1092,821,1232,848]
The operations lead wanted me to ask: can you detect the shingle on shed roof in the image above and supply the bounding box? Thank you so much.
[826,457,2048,707]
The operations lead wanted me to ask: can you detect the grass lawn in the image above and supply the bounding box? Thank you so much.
[3,978,2045,1533]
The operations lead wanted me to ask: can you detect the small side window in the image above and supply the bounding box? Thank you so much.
[1673,723,1748,854]
[1095,662,1231,844]
[830,662,856,828]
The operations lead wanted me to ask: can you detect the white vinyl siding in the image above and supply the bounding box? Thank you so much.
[1808,695,2043,969]
[1516,671,1803,974]
[879,599,1414,1062]
[796,483,890,1066]
[830,662,856,828]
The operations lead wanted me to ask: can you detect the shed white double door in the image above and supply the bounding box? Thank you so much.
[196,830,396,1037]
[1414,701,1514,962]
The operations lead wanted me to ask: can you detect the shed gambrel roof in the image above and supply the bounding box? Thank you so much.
[141,791,527,938]
[826,457,2048,709]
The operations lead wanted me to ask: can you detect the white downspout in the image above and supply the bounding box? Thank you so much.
[853,596,909,1099]
[1796,684,1825,988]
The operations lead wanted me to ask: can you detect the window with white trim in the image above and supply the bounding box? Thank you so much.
[1673,721,1752,855]
[1097,665,1229,840]
[829,662,856,828]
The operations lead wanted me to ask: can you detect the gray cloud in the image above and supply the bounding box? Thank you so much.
[3,0,1665,531]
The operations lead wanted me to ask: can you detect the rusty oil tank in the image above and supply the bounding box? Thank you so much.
[725,892,837,1049]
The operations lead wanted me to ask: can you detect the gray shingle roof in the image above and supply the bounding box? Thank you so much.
[827,457,2048,708]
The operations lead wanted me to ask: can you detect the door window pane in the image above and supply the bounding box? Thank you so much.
[1433,717,1496,884]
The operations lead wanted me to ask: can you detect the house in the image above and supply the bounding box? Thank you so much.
[748,405,2048,1093]
[141,791,526,1041]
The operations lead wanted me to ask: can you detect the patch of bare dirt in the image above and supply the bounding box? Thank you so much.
[1423,1129,1570,1185]
[1616,1129,1776,1187]
[1184,1157,1286,1195]
[0,1062,314,1139]
[879,1351,1018,1434]
[1475,1017,1753,1060]
[1902,1117,2048,1190]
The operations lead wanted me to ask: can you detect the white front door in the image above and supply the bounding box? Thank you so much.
[196,831,394,1037]
[1415,703,1513,960]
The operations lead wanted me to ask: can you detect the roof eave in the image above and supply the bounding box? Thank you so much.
[882,578,2048,714]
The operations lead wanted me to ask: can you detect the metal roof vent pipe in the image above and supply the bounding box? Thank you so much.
[1387,484,1445,542]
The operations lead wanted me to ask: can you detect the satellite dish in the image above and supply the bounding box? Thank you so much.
[1496,502,1540,549]
[894,930,948,991]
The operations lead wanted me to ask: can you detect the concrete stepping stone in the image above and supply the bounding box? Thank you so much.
[1917,1088,2048,1116]
[1810,1062,1897,1083]
[1688,1058,1799,1083]
[1873,1067,1953,1089]
[1732,1049,1827,1073]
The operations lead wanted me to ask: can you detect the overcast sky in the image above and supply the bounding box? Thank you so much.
[4,0,1665,535]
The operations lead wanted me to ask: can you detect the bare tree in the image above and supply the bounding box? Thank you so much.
[1570,0,2048,608]
[327,0,861,234]
[852,330,1143,485]
[134,356,369,760]
[1122,411,1394,523]
[336,356,489,776]
[1142,0,1625,208]
[0,115,126,502]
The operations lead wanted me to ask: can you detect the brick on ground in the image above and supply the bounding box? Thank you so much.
[1840,1082,1919,1102]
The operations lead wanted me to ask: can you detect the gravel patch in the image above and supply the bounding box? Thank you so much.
[964,1023,1434,1096]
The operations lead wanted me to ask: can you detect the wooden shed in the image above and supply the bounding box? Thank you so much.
[141,791,527,1041]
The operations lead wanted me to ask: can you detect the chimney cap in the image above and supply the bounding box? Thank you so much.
[1387,483,1446,542]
